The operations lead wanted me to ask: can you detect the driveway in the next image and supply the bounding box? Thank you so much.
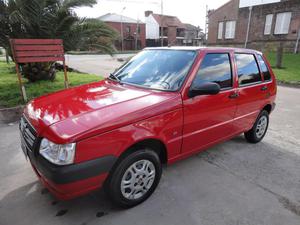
[0,86,300,225]
[65,54,135,77]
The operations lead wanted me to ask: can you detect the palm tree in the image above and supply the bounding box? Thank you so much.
[0,0,118,81]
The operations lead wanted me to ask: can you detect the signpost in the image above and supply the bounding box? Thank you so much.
[9,39,69,103]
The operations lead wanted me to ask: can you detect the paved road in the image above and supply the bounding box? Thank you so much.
[0,54,134,77]
[65,54,135,77]
[0,86,300,225]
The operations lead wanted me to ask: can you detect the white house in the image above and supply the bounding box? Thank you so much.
[145,13,160,39]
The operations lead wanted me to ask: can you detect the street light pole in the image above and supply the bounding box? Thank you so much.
[135,17,139,50]
[108,0,163,47]
[160,0,164,46]
[120,7,126,51]
[244,6,252,48]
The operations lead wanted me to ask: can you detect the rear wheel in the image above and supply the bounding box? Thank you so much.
[105,149,162,208]
[244,110,269,143]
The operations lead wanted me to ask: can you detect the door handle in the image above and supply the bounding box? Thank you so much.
[261,85,268,91]
[228,92,239,99]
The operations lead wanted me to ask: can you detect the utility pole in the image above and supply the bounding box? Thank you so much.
[120,6,126,52]
[105,0,163,47]
[160,0,164,46]
[204,5,208,45]
[135,17,139,50]
[244,6,252,48]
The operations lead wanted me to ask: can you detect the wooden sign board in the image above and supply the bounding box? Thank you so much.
[10,39,69,102]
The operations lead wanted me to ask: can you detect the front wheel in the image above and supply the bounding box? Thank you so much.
[105,149,162,208]
[244,110,269,143]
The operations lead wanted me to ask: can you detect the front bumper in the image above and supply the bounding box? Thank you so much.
[27,149,117,200]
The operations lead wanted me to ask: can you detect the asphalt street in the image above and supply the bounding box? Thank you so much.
[0,85,300,225]
[65,54,135,77]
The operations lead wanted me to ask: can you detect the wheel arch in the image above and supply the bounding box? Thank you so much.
[117,138,168,165]
[105,138,168,187]
[262,103,272,114]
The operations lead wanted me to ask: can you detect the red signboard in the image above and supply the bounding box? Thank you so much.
[9,39,69,102]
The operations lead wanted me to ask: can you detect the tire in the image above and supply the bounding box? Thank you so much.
[105,149,162,208]
[244,110,269,143]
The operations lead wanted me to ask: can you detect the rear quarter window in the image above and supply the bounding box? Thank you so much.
[235,53,262,86]
[257,54,272,81]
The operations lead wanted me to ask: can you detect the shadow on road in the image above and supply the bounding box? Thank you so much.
[1,135,300,225]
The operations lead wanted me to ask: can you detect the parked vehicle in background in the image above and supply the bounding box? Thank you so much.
[19,47,277,207]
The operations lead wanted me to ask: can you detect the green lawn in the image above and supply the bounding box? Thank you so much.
[0,61,102,108]
[265,52,300,84]
[1,52,299,107]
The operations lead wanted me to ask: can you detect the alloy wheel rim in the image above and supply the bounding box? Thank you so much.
[256,115,268,138]
[121,159,156,200]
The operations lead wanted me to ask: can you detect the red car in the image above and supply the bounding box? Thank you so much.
[20,47,276,207]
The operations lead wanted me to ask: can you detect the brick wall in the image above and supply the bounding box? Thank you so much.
[105,21,146,50]
[167,26,177,45]
[208,0,300,52]
[207,0,240,44]
[244,0,300,52]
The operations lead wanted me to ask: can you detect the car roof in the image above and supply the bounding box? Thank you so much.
[144,46,263,55]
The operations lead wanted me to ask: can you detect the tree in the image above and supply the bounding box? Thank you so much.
[0,0,118,81]
[276,42,283,69]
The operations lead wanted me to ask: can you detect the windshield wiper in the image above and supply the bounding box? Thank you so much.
[108,73,121,83]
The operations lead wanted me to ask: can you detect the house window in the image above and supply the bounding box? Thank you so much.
[218,22,223,39]
[264,14,273,35]
[126,26,131,33]
[159,27,168,37]
[176,28,184,37]
[274,12,292,34]
[225,21,236,39]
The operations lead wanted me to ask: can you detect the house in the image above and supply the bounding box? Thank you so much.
[207,0,300,52]
[183,23,204,46]
[98,13,146,51]
[144,11,186,46]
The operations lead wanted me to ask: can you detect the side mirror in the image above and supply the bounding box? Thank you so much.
[188,82,221,98]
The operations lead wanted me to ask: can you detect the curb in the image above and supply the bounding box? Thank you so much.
[277,81,300,89]
[0,105,24,124]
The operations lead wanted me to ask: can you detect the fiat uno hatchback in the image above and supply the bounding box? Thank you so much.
[20,47,276,207]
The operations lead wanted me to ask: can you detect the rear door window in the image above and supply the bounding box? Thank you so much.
[257,54,272,81]
[235,53,262,86]
[193,53,232,89]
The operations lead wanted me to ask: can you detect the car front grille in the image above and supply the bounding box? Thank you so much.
[19,116,37,152]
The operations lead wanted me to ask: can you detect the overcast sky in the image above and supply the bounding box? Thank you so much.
[75,0,229,29]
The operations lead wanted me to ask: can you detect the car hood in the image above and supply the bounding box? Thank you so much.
[24,80,181,143]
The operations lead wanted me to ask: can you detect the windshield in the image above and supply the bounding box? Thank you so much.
[112,49,197,91]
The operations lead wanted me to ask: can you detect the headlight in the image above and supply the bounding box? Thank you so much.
[39,138,76,165]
